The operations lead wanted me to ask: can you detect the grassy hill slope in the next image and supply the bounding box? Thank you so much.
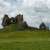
[0,24,49,50]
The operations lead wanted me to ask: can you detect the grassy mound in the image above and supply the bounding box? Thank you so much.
[0,24,49,50]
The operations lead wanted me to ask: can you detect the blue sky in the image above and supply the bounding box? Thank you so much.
[0,0,50,29]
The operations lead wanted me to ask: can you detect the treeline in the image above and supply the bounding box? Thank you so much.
[2,14,49,31]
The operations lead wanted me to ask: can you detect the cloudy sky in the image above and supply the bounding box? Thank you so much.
[0,0,50,29]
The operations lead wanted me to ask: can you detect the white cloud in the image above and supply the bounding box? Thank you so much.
[0,0,50,29]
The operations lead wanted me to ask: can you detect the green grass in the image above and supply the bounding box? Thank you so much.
[0,24,49,50]
[0,31,49,50]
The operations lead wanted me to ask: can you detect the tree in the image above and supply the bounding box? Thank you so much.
[22,21,28,29]
[39,22,47,30]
